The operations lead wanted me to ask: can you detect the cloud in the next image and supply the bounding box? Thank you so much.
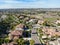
[16,0,38,2]
[0,0,60,9]
[0,0,46,9]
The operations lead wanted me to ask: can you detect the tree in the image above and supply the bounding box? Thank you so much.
[57,23,60,26]
[55,35,58,40]
[43,20,52,26]
[37,28,43,38]
[0,38,4,45]
[30,40,35,45]
[0,15,19,35]
[4,38,10,43]
[16,38,25,45]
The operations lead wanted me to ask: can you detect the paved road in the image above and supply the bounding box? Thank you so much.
[31,28,41,44]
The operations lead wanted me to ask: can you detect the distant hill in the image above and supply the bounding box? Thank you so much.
[0,8,60,14]
[0,8,60,12]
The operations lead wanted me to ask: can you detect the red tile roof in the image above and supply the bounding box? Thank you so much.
[42,27,60,36]
[16,24,24,29]
[11,30,23,36]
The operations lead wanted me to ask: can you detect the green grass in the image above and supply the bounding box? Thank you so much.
[44,18,57,21]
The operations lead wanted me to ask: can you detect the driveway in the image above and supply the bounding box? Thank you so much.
[31,28,41,44]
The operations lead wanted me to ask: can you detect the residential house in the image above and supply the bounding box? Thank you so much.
[2,42,17,45]
[9,24,24,40]
[24,17,30,21]
[55,20,60,24]
[42,27,60,37]
[15,23,25,29]
[9,29,23,40]
[32,24,41,29]
[37,20,44,25]
[29,19,37,24]
[19,15,24,19]
[48,39,60,45]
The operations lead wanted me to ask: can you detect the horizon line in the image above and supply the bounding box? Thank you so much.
[0,8,60,9]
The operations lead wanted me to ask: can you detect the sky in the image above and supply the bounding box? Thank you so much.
[0,0,60,9]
